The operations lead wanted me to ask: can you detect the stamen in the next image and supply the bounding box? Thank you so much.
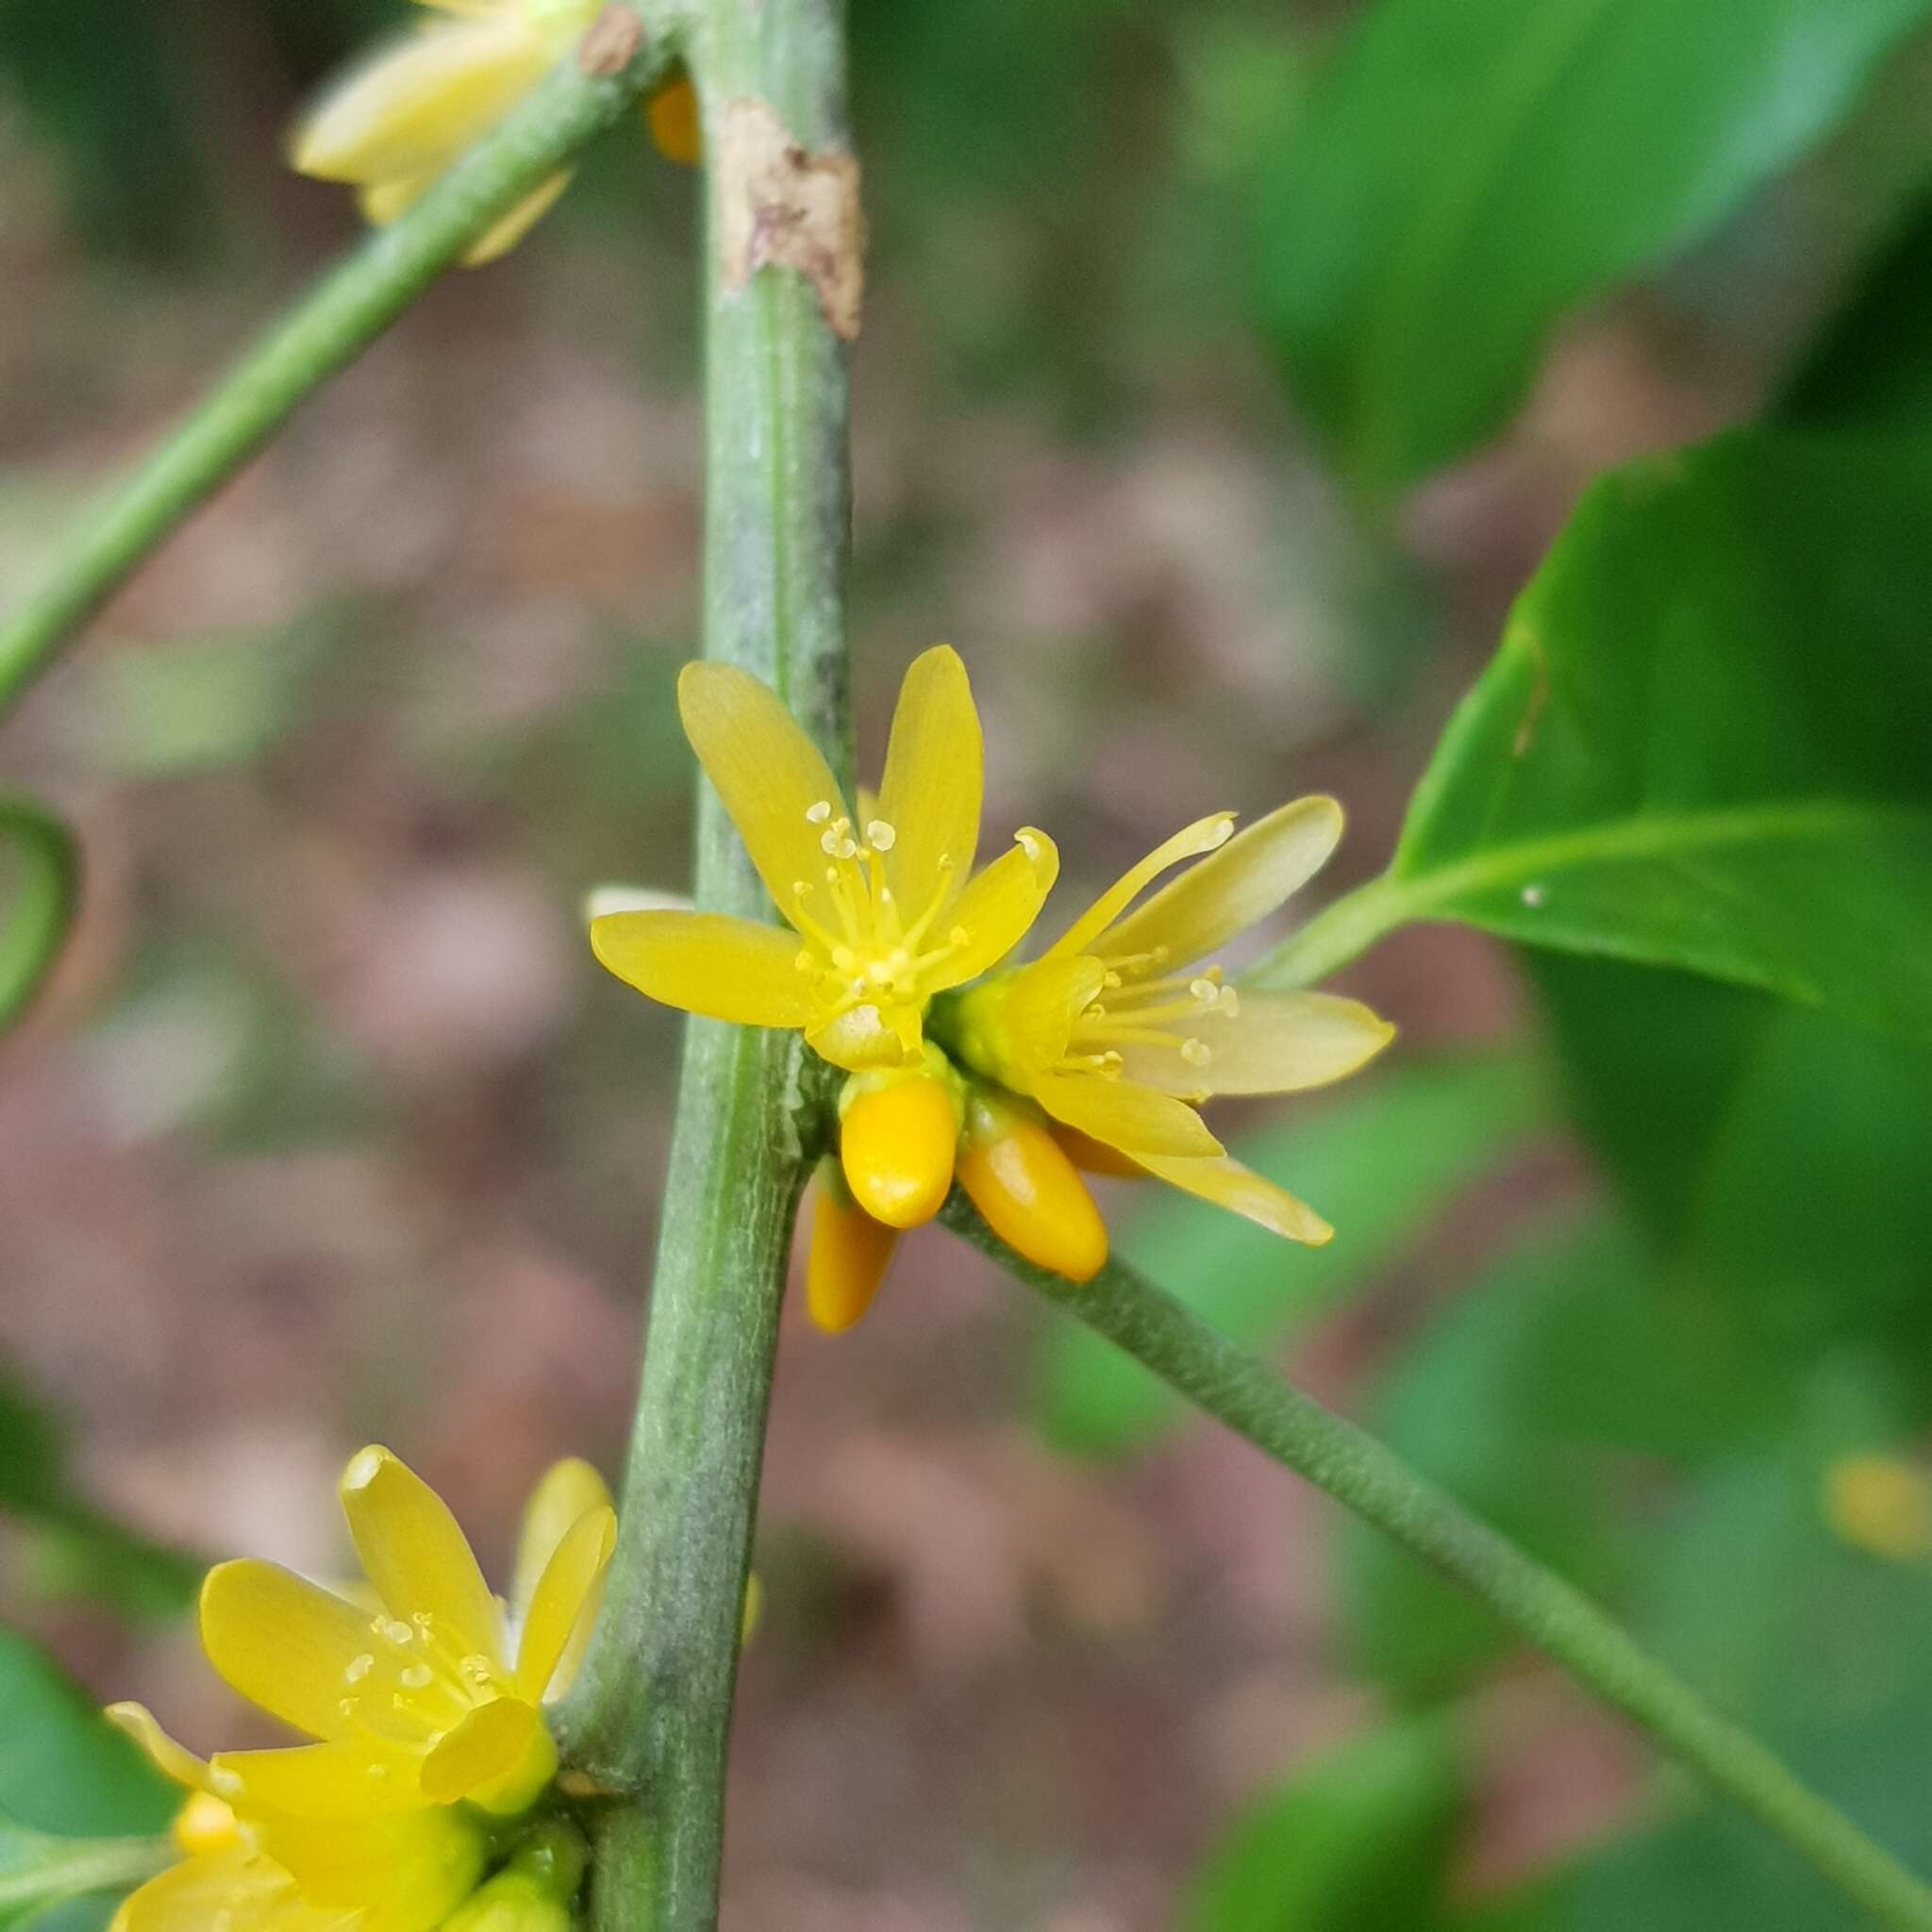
[805,800,834,824]
[865,818,897,851]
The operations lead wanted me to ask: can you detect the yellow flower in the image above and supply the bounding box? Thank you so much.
[111,1795,485,1932]
[291,0,606,266]
[112,1449,614,1827]
[944,798,1393,1246]
[591,646,1058,1073]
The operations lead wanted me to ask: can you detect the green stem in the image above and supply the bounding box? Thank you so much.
[0,10,678,716]
[939,1196,1932,1932]
[556,6,854,1929]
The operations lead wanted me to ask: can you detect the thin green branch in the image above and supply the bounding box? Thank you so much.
[0,6,680,1035]
[555,5,854,1929]
[939,1194,1932,1932]
[0,8,677,717]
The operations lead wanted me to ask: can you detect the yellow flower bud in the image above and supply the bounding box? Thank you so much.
[958,1091,1107,1283]
[806,1167,899,1333]
[645,75,702,165]
[839,1071,960,1229]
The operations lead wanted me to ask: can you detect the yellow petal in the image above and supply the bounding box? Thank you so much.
[1100,796,1342,972]
[840,1074,958,1229]
[1120,992,1395,1097]
[952,953,1106,1091]
[1033,1071,1223,1160]
[922,830,1059,992]
[106,1703,211,1795]
[1043,814,1234,962]
[513,1505,616,1702]
[805,1000,919,1073]
[805,1177,898,1332]
[113,1846,313,1932]
[417,1696,554,1810]
[339,1446,506,1670]
[591,909,815,1026]
[676,660,848,924]
[510,1458,613,1625]
[358,173,432,225]
[462,168,572,265]
[208,1741,422,1820]
[291,21,547,185]
[261,1807,484,1930]
[1136,1152,1334,1244]
[199,1560,385,1742]
[874,645,982,923]
[957,1093,1108,1283]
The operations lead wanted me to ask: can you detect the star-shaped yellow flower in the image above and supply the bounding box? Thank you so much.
[110,1449,613,1844]
[943,797,1394,1247]
[591,646,1058,1073]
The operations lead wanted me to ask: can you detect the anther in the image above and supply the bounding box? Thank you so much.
[865,819,897,851]
[1017,832,1041,860]
[1218,987,1240,1017]
[1181,1039,1211,1067]
[399,1664,434,1690]
[345,1654,375,1684]
[806,800,833,824]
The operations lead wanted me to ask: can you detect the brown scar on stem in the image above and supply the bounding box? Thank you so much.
[578,5,643,76]
[717,97,865,342]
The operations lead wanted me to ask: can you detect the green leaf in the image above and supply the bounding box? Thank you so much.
[0,1629,174,1839]
[1534,953,1932,1384]
[1254,0,1932,493]
[1184,1718,1463,1932]
[0,1371,201,1623]
[1034,1055,1546,1458]
[1263,429,1932,1041]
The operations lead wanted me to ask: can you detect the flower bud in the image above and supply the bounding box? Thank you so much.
[958,1092,1107,1283]
[645,75,702,165]
[805,1166,899,1333]
[838,1070,960,1230]
[441,1824,587,1932]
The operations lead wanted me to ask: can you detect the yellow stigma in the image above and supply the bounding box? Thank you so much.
[956,1091,1108,1284]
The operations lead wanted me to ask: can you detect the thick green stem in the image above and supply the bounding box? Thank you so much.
[940,1196,1932,1932]
[556,6,854,1930]
[0,11,677,715]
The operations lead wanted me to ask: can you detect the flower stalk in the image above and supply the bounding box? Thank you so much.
[940,1193,1932,1932]
[553,5,857,1931]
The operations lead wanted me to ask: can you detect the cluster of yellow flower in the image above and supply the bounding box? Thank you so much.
[290,0,701,267]
[109,1450,615,1932]
[591,648,1395,1331]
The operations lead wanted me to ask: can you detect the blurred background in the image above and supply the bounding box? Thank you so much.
[6,3,1932,1928]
